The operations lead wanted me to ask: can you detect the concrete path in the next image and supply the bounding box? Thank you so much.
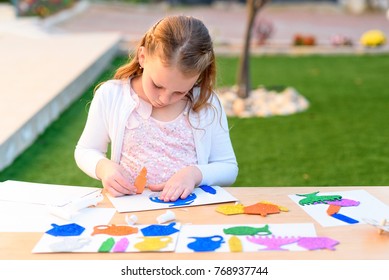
[0,3,120,171]
[50,1,389,54]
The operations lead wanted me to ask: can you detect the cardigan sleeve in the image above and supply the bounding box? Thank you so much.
[74,85,111,180]
[194,94,238,187]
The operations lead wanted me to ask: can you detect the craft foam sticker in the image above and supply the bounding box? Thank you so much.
[175,223,318,253]
[246,235,300,251]
[32,223,181,253]
[289,190,389,227]
[107,186,238,213]
[216,201,288,217]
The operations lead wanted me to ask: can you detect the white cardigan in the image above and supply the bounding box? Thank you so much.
[74,79,238,187]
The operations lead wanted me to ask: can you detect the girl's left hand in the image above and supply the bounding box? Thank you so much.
[148,166,202,202]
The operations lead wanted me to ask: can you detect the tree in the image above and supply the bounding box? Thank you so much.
[236,0,270,99]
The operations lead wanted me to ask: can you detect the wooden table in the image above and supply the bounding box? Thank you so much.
[1,186,388,260]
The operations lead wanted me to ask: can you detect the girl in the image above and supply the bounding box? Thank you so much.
[75,15,238,202]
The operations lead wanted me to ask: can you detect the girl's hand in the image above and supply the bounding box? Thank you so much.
[148,166,202,202]
[96,158,137,197]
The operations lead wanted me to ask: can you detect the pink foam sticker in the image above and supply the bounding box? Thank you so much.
[113,237,129,252]
[246,235,300,251]
[297,237,339,251]
[326,198,360,207]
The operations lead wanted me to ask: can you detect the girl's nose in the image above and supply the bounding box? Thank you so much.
[158,94,170,105]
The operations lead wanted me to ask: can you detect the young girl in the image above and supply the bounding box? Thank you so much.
[74,15,238,202]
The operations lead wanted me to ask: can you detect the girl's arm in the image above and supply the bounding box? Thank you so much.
[195,94,238,187]
[74,88,110,180]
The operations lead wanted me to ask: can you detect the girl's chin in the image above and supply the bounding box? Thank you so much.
[151,101,166,108]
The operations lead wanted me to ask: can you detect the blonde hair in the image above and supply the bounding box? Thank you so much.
[114,15,216,113]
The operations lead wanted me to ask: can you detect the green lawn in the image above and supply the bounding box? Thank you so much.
[1,54,389,188]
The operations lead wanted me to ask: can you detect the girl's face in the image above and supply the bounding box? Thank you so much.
[138,47,199,108]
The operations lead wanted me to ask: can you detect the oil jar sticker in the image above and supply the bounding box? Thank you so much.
[187,235,225,252]
[134,236,172,251]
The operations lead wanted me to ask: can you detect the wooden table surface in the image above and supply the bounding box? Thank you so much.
[1,186,388,260]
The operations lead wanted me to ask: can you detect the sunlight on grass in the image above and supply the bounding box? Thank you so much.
[1,54,388,188]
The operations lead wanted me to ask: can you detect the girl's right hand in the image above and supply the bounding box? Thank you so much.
[96,158,137,197]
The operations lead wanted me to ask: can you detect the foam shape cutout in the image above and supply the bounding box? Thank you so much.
[326,204,341,216]
[243,202,280,217]
[223,225,272,236]
[228,236,243,252]
[141,222,180,236]
[134,167,147,194]
[113,237,130,252]
[297,191,342,206]
[135,236,172,251]
[246,235,300,251]
[260,200,289,212]
[98,237,115,252]
[91,224,138,236]
[216,204,245,215]
[199,185,217,194]
[331,213,359,224]
[49,237,91,252]
[297,237,339,251]
[327,199,360,207]
[187,235,225,252]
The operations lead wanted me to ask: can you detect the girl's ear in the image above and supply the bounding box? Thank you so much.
[138,46,146,68]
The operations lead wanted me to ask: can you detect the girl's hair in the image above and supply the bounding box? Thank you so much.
[114,15,216,113]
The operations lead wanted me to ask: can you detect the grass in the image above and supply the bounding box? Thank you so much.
[1,54,389,188]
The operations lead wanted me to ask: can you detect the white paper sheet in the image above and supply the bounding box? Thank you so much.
[32,223,317,253]
[32,223,181,253]
[0,180,115,232]
[175,223,317,253]
[0,200,116,232]
[288,189,389,227]
[108,185,238,213]
[0,180,101,206]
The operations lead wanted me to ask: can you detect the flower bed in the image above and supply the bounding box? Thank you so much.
[16,0,79,18]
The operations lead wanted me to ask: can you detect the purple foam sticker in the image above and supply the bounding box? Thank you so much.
[113,237,129,252]
[297,237,339,251]
[247,235,300,251]
[326,199,360,207]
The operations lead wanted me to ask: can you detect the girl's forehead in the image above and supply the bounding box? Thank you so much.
[147,58,199,91]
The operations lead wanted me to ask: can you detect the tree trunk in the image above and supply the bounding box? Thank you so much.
[236,0,269,99]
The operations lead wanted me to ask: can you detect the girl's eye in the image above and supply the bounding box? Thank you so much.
[153,83,162,89]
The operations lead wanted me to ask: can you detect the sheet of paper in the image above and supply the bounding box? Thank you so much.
[175,223,317,253]
[32,223,181,253]
[0,180,101,206]
[288,189,389,227]
[0,200,116,232]
[32,223,317,253]
[108,185,238,213]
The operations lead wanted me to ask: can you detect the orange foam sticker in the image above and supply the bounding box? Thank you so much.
[326,204,341,216]
[92,224,139,236]
[134,167,147,194]
[243,202,280,217]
